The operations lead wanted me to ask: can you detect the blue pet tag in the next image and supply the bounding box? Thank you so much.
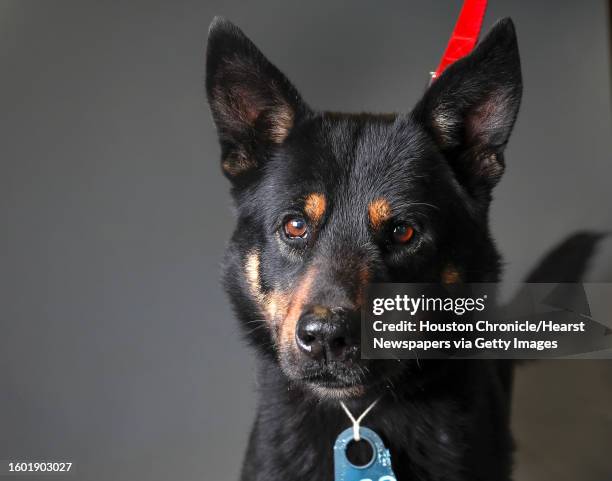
[334,426,397,481]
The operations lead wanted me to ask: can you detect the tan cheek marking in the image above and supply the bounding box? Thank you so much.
[368,198,392,230]
[304,193,326,224]
[280,267,318,347]
[245,252,290,324]
[442,265,462,284]
[266,292,290,323]
[245,251,265,303]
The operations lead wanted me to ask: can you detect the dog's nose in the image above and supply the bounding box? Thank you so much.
[295,306,354,361]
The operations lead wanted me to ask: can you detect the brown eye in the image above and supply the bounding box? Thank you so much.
[284,217,308,239]
[392,224,414,244]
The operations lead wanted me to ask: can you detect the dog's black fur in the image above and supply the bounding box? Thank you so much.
[205,17,598,481]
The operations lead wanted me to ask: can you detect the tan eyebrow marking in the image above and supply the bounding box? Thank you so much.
[368,198,392,230]
[442,265,462,284]
[304,193,326,224]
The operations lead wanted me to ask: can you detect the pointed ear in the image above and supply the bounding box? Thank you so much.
[413,18,522,198]
[206,17,309,181]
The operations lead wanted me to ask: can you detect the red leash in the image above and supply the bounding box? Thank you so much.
[431,0,488,82]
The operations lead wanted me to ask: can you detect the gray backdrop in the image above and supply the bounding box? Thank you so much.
[1,1,611,480]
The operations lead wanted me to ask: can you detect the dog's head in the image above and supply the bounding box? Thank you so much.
[206,17,522,400]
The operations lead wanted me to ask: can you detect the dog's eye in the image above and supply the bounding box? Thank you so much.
[284,217,308,239]
[391,224,414,244]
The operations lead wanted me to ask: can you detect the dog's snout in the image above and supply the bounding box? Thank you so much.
[295,305,355,361]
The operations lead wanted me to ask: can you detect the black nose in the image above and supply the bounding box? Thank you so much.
[295,306,355,361]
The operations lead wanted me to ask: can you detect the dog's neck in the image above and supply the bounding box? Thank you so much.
[241,358,513,481]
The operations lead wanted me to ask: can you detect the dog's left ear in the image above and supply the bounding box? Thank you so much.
[413,18,522,199]
[206,17,309,181]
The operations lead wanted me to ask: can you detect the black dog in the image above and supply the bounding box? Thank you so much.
[206,17,597,481]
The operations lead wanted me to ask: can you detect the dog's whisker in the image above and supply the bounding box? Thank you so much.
[243,325,268,336]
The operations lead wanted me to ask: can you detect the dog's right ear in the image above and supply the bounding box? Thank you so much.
[206,17,309,181]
